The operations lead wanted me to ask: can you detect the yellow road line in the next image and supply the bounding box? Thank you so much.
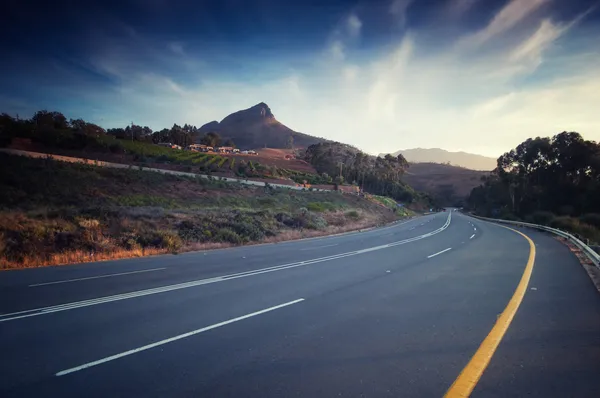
[444,225,536,397]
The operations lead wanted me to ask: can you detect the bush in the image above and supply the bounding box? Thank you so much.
[580,214,600,229]
[528,211,555,226]
[345,210,360,219]
[307,202,326,212]
[156,230,182,252]
[215,228,243,244]
[229,220,264,241]
[550,216,577,231]
[305,215,328,230]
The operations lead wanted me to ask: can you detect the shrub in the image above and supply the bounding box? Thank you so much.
[306,215,328,230]
[307,202,326,212]
[580,214,600,229]
[229,220,264,241]
[215,228,243,244]
[346,210,360,219]
[550,216,577,231]
[529,211,555,226]
[156,230,182,252]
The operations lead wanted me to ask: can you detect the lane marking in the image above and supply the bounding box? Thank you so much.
[29,268,167,287]
[300,244,339,251]
[470,234,475,240]
[427,248,452,258]
[0,213,452,323]
[56,298,304,376]
[444,225,536,398]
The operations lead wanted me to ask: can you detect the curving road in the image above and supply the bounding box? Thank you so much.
[1,211,599,397]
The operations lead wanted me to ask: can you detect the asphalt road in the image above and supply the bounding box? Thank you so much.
[1,211,599,397]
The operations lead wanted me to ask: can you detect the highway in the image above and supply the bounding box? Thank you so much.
[1,211,599,397]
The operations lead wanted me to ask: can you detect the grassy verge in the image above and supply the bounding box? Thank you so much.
[0,153,403,269]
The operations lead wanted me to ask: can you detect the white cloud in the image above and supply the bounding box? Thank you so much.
[346,14,362,37]
[458,0,548,48]
[447,0,478,17]
[510,19,565,64]
[328,40,345,61]
[169,42,185,56]
[389,0,414,27]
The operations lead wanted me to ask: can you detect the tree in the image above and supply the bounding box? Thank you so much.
[223,138,236,148]
[32,110,68,131]
[201,132,221,147]
[468,131,600,218]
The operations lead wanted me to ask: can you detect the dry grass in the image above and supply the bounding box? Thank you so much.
[0,212,397,269]
[0,247,168,269]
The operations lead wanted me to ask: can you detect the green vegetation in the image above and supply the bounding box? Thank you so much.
[305,142,434,206]
[0,153,402,268]
[468,132,600,243]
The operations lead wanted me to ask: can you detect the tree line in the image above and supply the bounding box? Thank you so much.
[0,110,234,149]
[304,142,429,204]
[467,132,600,240]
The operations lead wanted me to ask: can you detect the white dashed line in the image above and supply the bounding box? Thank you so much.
[56,299,305,376]
[427,248,452,258]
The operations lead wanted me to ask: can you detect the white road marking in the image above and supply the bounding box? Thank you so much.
[470,234,475,239]
[427,248,452,258]
[300,244,339,251]
[56,298,304,376]
[1,213,452,323]
[474,227,477,231]
[29,268,166,287]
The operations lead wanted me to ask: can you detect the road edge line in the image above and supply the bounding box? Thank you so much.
[444,224,536,398]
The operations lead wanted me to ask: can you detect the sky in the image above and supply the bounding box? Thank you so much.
[1,0,599,157]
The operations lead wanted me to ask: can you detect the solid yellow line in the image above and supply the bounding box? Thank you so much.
[444,224,536,398]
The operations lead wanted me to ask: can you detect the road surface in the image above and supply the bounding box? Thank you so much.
[1,211,599,397]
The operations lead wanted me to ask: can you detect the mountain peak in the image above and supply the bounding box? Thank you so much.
[249,102,274,118]
[199,102,327,149]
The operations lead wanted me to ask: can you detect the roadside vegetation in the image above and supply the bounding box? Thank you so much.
[468,132,600,244]
[0,153,404,269]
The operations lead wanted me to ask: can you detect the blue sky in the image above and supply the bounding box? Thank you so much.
[1,0,599,156]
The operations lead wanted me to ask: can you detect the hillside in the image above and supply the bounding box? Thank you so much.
[403,162,488,206]
[381,148,497,171]
[0,153,402,268]
[199,102,328,149]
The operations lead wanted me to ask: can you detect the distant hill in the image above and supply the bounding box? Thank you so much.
[381,148,497,171]
[199,102,329,149]
[402,162,489,206]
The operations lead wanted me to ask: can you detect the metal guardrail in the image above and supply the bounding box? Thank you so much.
[469,214,600,269]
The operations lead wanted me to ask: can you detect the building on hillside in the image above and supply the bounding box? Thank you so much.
[216,146,234,153]
[187,144,205,151]
[187,144,213,152]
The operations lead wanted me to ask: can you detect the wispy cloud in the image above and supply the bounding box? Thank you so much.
[447,0,479,17]
[458,0,548,48]
[346,14,362,37]
[389,0,414,27]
